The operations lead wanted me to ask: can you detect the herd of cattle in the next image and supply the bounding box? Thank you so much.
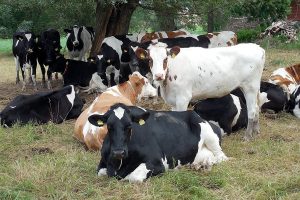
[1,25,300,182]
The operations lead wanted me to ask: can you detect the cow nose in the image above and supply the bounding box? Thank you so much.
[155,74,164,81]
[73,41,79,46]
[112,150,125,159]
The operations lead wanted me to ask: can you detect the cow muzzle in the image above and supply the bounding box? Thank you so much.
[154,73,165,81]
[73,41,79,46]
[112,150,126,160]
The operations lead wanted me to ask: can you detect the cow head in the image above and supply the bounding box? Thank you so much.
[135,42,180,81]
[64,25,83,49]
[88,103,150,160]
[14,32,37,54]
[38,29,61,65]
[129,71,157,100]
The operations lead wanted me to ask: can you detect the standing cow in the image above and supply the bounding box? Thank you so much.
[36,29,62,89]
[64,25,94,61]
[12,31,38,91]
[135,43,265,141]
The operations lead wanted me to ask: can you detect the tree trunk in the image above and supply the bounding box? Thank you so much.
[207,3,214,33]
[90,0,139,57]
[90,1,113,57]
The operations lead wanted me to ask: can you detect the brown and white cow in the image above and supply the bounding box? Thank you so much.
[137,29,190,43]
[73,72,157,150]
[269,63,300,96]
[206,31,237,48]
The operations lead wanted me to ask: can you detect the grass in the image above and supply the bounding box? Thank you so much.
[0,38,300,199]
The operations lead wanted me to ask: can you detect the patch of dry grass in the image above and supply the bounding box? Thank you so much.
[0,46,300,199]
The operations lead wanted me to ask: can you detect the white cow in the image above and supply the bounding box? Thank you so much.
[135,42,265,140]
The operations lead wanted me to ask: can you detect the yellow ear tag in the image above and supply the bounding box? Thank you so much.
[171,53,176,58]
[139,119,145,125]
[97,120,104,126]
[140,53,145,59]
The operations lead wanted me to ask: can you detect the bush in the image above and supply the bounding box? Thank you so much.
[0,26,11,38]
[16,20,33,32]
[237,28,262,43]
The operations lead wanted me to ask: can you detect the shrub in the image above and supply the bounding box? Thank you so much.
[237,28,261,43]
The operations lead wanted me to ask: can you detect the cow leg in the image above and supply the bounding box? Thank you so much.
[21,64,26,91]
[47,69,52,89]
[39,62,46,86]
[97,159,107,176]
[243,89,260,141]
[15,57,20,84]
[31,64,37,91]
[173,94,191,111]
[197,122,228,165]
[114,69,120,85]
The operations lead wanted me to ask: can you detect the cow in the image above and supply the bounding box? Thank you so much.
[137,29,190,43]
[269,63,300,96]
[193,94,248,136]
[288,86,300,118]
[47,54,107,92]
[64,25,93,61]
[206,31,237,48]
[12,31,38,91]
[87,103,228,182]
[0,85,84,127]
[135,43,265,141]
[96,35,139,87]
[73,72,157,150]
[36,29,62,89]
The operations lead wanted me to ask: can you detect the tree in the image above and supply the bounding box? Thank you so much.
[232,0,292,25]
[90,0,139,56]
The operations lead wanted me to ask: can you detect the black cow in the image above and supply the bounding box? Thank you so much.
[36,29,62,89]
[64,25,93,61]
[288,86,300,118]
[0,85,84,127]
[48,54,106,91]
[12,31,38,91]
[88,103,228,182]
[231,82,289,114]
[193,94,248,136]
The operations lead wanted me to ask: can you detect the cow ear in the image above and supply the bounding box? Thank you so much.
[64,29,72,33]
[168,46,180,58]
[15,34,24,41]
[129,107,150,126]
[88,114,108,127]
[135,48,148,60]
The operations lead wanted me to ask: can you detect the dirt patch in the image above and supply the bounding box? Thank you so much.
[31,147,54,155]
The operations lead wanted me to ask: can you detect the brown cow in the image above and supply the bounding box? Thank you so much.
[138,29,190,43]
[269,63,300,96]
[73,72,157,150]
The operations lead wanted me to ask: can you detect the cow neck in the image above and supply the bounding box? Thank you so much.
[118,81,137,104]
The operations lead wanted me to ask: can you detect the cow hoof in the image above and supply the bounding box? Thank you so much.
[215,154,228,163]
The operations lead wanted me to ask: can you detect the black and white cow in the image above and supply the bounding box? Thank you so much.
[88,103,228,182]
[12,31,38,91]
[288,86,300,118]
[96,35,139,87]
[36,29,62,89]
[193,94,248,136]
[48,54,107,92]
[0,85,84,127]
[64,25,94,61]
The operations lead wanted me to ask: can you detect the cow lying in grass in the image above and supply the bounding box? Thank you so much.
[0,85,84,127]
[73,72,157,150]
[88,103,228,182]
